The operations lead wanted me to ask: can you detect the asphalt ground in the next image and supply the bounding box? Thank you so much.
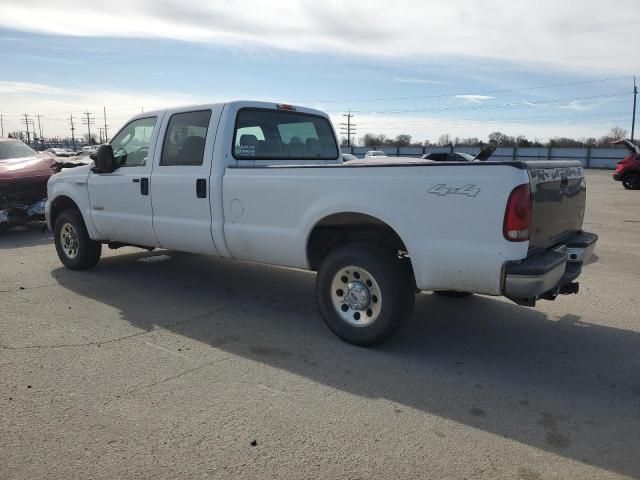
[1,169,639,479]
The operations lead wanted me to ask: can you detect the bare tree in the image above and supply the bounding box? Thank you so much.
[609,126,628,141]
[436,134,451,146]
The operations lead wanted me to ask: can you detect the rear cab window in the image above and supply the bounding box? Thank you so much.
[233,108,339,162]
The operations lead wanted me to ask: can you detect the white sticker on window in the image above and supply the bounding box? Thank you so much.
[238,144,256,157]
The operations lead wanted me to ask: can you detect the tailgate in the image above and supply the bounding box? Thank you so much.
[526,161,586,250]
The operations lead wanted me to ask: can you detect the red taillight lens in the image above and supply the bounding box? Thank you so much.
[503,183,531,242]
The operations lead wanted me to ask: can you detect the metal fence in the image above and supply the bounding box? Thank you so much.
[341,146,628,169]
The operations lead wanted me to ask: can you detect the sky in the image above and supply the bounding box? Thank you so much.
[0,0,639,143]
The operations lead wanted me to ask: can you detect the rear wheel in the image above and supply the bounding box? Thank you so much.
[316,244,414,346]
[622,172,640,190]
[54,209,101,270]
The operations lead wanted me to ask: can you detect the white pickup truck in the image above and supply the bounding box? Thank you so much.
[46,101,597,346]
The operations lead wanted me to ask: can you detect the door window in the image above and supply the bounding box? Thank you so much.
[110,117,157,167]
[160,110,212,166]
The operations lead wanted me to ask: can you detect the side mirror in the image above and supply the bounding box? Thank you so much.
[92,144,116,173]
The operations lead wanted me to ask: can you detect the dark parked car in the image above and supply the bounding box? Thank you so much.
[612,139,640,190]
[421,146,496,162]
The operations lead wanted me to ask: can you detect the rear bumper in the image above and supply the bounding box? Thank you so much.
[612,172,623,181]
[503,231,597,305]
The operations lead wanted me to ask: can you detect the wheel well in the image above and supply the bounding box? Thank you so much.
[50,196,80,228]
[306,212,414,277]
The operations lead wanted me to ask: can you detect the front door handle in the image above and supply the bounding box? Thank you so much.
[140,178,149,196]
[196,178,206,198]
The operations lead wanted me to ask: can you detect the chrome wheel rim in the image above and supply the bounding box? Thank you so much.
[330,265,382,327]
[60,222,79,259]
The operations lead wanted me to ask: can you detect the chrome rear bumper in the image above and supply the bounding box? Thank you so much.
[503,231,597,306]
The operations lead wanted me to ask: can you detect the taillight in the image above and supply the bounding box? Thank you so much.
[503,183,531,242]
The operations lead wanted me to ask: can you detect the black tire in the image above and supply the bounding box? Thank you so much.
[53,209,101,270]
[622,172,640,190]
[433,290,473,298]
[315,243,415,347]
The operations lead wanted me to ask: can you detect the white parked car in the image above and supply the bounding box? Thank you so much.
[46,101,597,346]
[364,150,388,159]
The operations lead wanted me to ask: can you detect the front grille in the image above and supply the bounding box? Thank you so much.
[0,180,48,210]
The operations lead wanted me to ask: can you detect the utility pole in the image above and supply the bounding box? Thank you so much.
[21,114,34,144]
[36,114,44,142]
[82,111,95,145]
[69,114,77,151]
[632,76,637,142]
[98,127,105,143]
[0,113,4,137]
[340,110,356,148]
[103,106,109,142]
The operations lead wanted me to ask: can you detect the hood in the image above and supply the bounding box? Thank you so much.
[612,139,640,155]
[473,145,496,161]
[0,154,56,182]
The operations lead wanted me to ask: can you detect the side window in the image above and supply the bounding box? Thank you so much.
[233,108,339,160]
[110,117,157,167]
[161,110,212,166]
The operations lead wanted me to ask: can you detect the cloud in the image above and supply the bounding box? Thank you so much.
[394,78,448,85]
[455,94,494,103]
[0,0,638,72]
[559,100,592,111]
[0,81,76,95]
[0,81,208,136]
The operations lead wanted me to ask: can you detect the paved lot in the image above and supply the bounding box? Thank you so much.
[1,170,639,479]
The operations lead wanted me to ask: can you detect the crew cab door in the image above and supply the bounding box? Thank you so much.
[150,108,222,254]
[88,115,161,246]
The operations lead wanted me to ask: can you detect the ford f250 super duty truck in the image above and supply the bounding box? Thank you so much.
[46,101,597,346]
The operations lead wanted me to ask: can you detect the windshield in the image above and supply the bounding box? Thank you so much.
[0,141,37,160]
[458,153,475,161]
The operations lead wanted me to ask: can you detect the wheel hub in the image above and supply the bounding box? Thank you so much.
[330,266,382,327]
[344,281,370,310]
[60,223,79,259]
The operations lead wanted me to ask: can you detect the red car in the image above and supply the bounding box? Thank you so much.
[612,139,640,190]
[0,138,87,228]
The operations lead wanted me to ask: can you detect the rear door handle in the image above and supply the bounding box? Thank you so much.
[196,178,207,198]
[140,178,149,196]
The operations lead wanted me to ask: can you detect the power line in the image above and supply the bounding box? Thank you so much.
[36,114,43,140]
[292,74,637,104]
[335,91,630,115]
[340,111,356,147]
[21,114,34,143]
[69,114,77,151]
[632,77,637,142]
[82,111,95,144]
[103,106,109,142]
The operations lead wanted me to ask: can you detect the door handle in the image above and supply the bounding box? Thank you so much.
[140,178,149,196]
[132,178,140,183]
[196,178,206,198]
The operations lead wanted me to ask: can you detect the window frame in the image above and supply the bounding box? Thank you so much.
[109,116,158,168]
[231,107,339,161]
[159,109,212,167]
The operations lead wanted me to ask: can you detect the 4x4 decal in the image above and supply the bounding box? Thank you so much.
[427,184,481,197]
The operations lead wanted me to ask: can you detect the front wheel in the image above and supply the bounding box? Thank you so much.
[622,173,640,190]
[54,209,102,270]
[316,244,414,347]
